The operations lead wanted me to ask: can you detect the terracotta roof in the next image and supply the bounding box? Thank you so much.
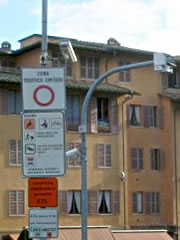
[112,230,173,240]
[0,69,137,96]
[16,34,154,56]
[160,88,180,102]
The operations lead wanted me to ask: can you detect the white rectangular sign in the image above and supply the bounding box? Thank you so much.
[22,111,66,177]
[22,68,65,110]
[29,209,58,238]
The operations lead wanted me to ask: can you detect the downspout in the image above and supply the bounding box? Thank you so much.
[121,93,133,230]
[174,103,179,240]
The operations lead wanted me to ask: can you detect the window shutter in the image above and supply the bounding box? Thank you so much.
[112,190,120,214]
[88,190,97,214]
[145,192,151,214]
[9,191,16,215]
[131,149,137,169]
[97,144,104,167]
[143,106,150,128]
[160,150,165,170]
[16,91,22,114]
[132,193,137,213]
[162,73,168,89]
[105,144,112,167]
[59,191,67,215]
[17,140,22,165]
[139,149,143,170]
[17,190,25,215]
[156,192,160,213]
[177,71,180,88]
[158,105,164,129]
[1,88,8,113]
[150,149,154,170]
[110,98,118,134]
[90,97,97,133]
[9,140,16,165]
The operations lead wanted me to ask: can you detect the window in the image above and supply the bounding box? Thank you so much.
[67,191,81,214]
[144,106,157,127]
[132,192,143,214]
[68,142,81,167]
[67,95,80,131]
[97,144,112,168]
[146,192,160,214]
[119,61,131,82]
[8,90,22,114]
[131,148,143,170]
[98,190,111,214]
[9,190,25,216]
[80,56,99,80]
[9,140,22,166]
[162,71,179,88]
[97,98,110,132]
[129,105,141,126]
[66,61,73,78]
[151,149,161,170]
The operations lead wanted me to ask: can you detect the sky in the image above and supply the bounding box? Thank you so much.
[0,0,180,55]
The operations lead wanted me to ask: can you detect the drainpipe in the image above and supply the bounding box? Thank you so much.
[173,103,179,240]
[121,93,133,229]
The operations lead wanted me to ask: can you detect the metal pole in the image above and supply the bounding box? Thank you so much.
[41,0,48,66]
[80,60,153,240]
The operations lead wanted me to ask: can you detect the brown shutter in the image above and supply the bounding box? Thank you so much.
[158,105,164,129]
[96,144,104,167]
[145,192,151,214]
[150,149,154,170]
[59,191,67,215]
[160,150,165,170]
[139,149,143,170]
[110,97,118,134]
[143,106,150,128]
[0,88,8,113]
[88,190,97,214]
[132,193,137,213]
[90,97,97,133]
[156,192,160,213]
[162,73,168,89]
[112,190,120,214]
[177,71,180,88]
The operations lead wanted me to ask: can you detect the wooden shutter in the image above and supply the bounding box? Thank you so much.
[177,71,180,88]
[17,190,25,215]
[1,88,8,113]
[17,140,22,165]
[158,105,164,129]
[145,192,151,214]
[105,144,112,167]
[110,97,118,134]
[150,149,154,170]
[139,149,143,170]
[132,193,137,213]
[162,73,168,89]
[9,191,16,215]
[143,106,150,128]
[156,192,160,213]
[90,97,97,133]
[9,140,16,165]
[112,190,120,214]
[160,150,165,170]
[131,149,137,170]
[59,191,67,215]
[96,144,104,167]
[88,190,97,214]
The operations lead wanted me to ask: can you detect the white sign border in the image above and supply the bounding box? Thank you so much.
[28,208,59,238]
[21,110,66,178]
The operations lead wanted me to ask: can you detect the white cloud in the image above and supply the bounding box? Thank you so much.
[0,0,8,5]
[34,0,180,55]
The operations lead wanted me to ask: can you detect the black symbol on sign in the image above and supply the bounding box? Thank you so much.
[40,119,49,129]
[25,144,36,154]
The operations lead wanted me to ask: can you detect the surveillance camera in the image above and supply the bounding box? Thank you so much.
[59,39,77,63]
[120,171,126,181]
[66,148,80,159]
